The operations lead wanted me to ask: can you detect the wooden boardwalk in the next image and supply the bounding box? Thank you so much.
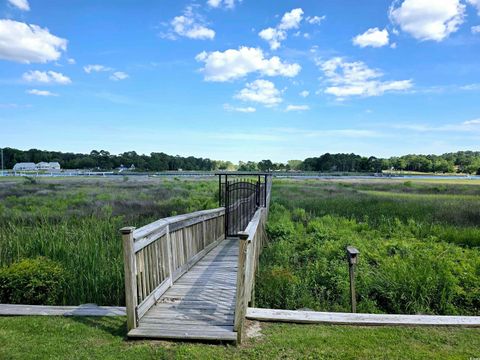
[121,177,271,343]
[128,238,239,341]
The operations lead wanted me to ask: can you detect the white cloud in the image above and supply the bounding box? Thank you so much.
[472,25,480,34]
[467,0,480,15]
[258,27,286,51]
[67,58,76,64]
[8,0,29,11]
[223,104,256,112]
[353,28,389,48]
[27,89,58,96]
[0,20,67,63]
[22,70,71,84]
[463,119,480,126]
[235,79,282,106]
[299,90,310,97]
[259,8,304,50]
[285,104,310,112]
[278,8,304,30]
[207,0,239,9]
[109,71,129,81]
[162,6,215,40]
[460,83,480,90]
[306,15,326,25]
[195,46,301,82]
[83,64,112,73]
[389,0,465,41]
[319,57,413,99]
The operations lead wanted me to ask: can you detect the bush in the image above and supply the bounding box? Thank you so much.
[0,257,67,305]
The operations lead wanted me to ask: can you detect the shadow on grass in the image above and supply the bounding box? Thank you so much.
[71,316,128,338]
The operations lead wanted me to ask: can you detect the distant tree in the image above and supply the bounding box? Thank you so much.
[287,160,302,171]
[257,160,273,171]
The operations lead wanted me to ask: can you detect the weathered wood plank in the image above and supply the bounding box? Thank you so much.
[246,308,480,327]
[128,327,237,341]
[121,226,137,330]
[0,304,126,316]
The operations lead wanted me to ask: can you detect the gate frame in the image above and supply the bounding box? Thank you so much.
[216,172,271,237]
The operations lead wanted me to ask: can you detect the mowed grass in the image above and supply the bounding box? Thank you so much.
[0,176,219,305]
[256,179,480,315]
[0,316,479,360]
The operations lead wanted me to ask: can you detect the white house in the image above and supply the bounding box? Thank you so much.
[36,162,50,170]
[13,162,36,171]
[36,162,61,170]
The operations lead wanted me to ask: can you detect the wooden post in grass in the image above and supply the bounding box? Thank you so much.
[121,226,137,331]
[346,246,359,313]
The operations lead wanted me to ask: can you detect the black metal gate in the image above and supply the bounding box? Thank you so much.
[217,173,270,237]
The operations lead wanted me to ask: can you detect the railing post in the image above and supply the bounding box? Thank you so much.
[234,231,249,344]
[121,226,137,331]
[166,225,174,285]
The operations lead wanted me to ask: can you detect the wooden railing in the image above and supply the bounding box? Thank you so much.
[234,180,271,343]
[120,207,225,331]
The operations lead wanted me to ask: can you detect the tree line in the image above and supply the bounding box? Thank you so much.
[2,148,480,174]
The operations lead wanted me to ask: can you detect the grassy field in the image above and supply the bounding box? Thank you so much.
[0,176,218,305]
[257,178,480,315]
[0,316,479,359]
[1,176,479,316]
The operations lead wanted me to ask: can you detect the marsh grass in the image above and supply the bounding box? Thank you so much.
[257,179,480,315]
[0,176,218,305]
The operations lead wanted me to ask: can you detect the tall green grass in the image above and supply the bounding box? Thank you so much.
[0,177,218,305]
[257,180,480,315]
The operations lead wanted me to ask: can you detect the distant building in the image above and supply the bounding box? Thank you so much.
[47,162,61,170]
[36,162,61,170]
[13,162,36,171]
[13,162,61,171]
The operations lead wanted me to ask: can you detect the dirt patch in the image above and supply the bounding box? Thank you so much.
[245,320,263,339]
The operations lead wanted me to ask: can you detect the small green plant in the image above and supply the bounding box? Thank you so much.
[0,257,67,305]
[23,176,37,185]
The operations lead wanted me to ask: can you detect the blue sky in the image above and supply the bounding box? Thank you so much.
[0,0,479,162]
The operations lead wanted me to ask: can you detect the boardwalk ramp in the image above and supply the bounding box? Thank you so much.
[121,175,271,343]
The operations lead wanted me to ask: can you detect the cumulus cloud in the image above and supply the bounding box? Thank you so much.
[306,15,326,25]
[0,20,67,63]
[195,46,301,82]
[109,71,129,81]
[8,0,30,11]
[285,104,310,111]
[299,90,310,97]
[27,89,58,96]
[389,0,465,41]
[223,104,256,112]
[161,6,215,40]
[83,64,112,73]
[472,25,480,34]
[67,58,76,64]
[259,8,304,50]
[207,0,239,9]
[235,79,282,106]
[353,28,389,48]
[319,57,413,99]
[22,70,71,84]
[467,0,480,15]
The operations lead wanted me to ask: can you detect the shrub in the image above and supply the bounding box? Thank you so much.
[0,257,67,305]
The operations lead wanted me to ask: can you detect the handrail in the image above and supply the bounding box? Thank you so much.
[121,207,225,331]
[234,179,271,343]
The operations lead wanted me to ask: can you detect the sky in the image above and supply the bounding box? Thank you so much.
[0,0,479,162]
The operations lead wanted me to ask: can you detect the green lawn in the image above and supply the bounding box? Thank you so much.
[0,316,479,359]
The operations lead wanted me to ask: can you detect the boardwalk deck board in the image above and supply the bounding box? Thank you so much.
[129,238,239,341]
